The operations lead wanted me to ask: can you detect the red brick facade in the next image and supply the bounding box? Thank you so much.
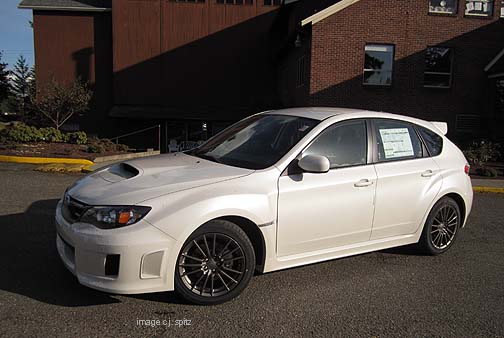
[308,0,504,138]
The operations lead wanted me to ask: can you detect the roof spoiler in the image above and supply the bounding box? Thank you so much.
[431,122,448,135]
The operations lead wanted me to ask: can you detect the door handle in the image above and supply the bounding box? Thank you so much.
[354,179,373,188]
[421,170,435,178]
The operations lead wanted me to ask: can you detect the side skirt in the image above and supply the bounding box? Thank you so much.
[263,232,421,273]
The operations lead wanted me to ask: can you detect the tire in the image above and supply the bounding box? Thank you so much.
[174,220,255,305]
[418,196,461,255]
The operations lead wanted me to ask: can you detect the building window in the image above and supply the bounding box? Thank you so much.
[217,0,253,4]
[429,0,458,14]
[465,0,494,17]
[264,0,282,5]
[363,44,394,86]
[501,0,504,17]
[424,47,453,88]
[170,0,205,2]
[297,55,307,88]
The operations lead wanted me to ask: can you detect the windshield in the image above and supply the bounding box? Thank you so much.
[188,114,319,169]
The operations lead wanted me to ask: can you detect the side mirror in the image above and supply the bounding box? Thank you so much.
[298,154,330,173]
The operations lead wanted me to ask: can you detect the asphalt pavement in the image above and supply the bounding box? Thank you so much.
[0,162,503,338]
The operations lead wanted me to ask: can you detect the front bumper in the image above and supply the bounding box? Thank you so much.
[55,200,179,294]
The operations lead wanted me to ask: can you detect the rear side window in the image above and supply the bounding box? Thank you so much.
[304,120,367,168]
[373,119,423,162]
[417,126,443,157]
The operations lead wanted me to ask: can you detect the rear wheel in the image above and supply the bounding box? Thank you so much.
[418,197,461,255]
[174,220,255,305]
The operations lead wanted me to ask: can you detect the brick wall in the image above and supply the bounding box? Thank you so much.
[309,0,504,137]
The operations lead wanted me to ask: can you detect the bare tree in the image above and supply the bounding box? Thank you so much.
[31,78,92,130]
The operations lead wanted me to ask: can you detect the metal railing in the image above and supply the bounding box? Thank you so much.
[110,124,161,150]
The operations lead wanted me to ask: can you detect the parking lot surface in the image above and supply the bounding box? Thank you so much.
[0,162,503,338]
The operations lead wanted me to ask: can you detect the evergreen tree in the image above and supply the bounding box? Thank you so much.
[11,55,32,115]
[0,51,10,102]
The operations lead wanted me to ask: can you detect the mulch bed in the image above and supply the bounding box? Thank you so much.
[0,142,127,161]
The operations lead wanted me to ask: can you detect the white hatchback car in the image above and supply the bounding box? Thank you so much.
[56,108,473,304]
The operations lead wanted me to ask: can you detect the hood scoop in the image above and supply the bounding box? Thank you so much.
[98,163,140,183]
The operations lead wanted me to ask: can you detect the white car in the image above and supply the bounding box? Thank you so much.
[56,108,473,305]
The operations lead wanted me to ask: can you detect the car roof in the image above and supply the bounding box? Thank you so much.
[263,107,444,134]
[264,107,363,120]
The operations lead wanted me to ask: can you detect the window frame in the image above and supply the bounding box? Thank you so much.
[216,0,254,5]
[169,0,206,3]
[428,0,459,16]
[370,118,428,164]
[362,43,396,87]
[423,46,454,89]
[263,0,282,5]
[291,119,372,173]
[464,0,495,18]
[415,125,444,158]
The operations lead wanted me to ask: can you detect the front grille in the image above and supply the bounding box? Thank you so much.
[61,193,89,223]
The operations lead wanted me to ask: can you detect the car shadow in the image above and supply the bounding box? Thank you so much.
[0,199,121,307]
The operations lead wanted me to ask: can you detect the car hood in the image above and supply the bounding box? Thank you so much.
[67,153,254,205]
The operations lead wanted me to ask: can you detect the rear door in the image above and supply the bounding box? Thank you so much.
[370,119,443,240]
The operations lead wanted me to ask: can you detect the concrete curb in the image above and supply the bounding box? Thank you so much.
[0,154,93,166]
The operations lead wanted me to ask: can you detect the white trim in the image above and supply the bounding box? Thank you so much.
[301,0,361,26]
[18,5,111,12]
[484,47,504,72]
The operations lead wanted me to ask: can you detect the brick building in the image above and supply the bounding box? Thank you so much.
[19,0,504,150]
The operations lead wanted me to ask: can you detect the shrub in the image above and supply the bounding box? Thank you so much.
[39,127,63,143]
[463,140,501,166]
[67,131,87,145]
[86,138,128,154]
[1,122,88,145]
[475,167,499,178]
[4,123,43,142]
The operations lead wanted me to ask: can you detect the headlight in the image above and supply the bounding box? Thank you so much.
[80,206,151,229]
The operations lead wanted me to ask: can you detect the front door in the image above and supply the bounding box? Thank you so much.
[277,120,377,258]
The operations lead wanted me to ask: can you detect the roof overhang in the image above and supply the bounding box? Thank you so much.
[301,0,361,26]
[18,1,111,12]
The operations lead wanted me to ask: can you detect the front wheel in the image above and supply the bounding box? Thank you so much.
[418,197,461,255]
[174,220,255,305]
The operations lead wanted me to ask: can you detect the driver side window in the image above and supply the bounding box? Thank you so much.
[304,120,367,168]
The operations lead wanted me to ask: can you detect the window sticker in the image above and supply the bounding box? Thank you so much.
[379,128,414,159]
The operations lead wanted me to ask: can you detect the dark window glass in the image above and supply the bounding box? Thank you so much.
[304,120,367,168]
[465,0,494,17]
[429,0,458,14]
[418,126,443,156]
[297,55,307,88]
[424,47,453,88]
[373,119,423,162]
[218,0,253,4]
[170,0,205,2]
[363,44,394,86]
[264,0,281,5]
[188,115,318,170]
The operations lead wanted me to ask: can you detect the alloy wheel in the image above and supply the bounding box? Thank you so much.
[177,233,246,297]
[430,204,459,250]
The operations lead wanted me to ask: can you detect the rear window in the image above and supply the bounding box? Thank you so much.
[418,126,443,157]
[373,119,423,162]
